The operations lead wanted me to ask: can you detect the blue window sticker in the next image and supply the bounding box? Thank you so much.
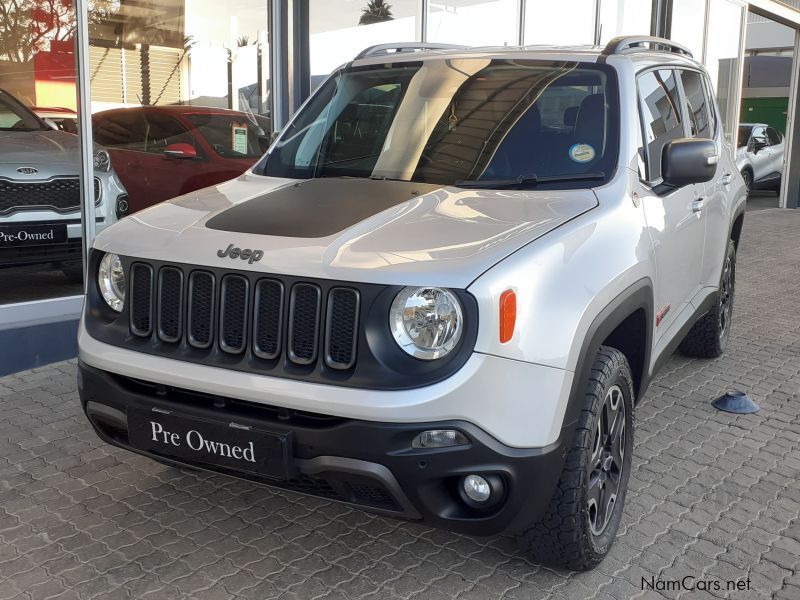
[569,143,596,163]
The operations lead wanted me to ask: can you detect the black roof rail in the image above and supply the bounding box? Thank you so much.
[353,42,469,60]
[601,36,693,58]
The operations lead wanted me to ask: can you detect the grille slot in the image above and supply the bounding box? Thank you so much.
[129,263,154,337]
[219,275,249,354]
[324,288,360,370]
[0,177,101,215]
[288,283,321,365]
[253,279,284,360]
[157,267,183,342]
[188,271,215,348]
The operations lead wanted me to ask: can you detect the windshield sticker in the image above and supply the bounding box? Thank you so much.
[569,143,595,163]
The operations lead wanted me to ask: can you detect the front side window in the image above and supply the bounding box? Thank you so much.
[680,70,711,139]
[751,125,768,148]
[142,113,194,154]
[766,127,783,145]
[637,69,683,182]
[184,113,271,159]
[259,59,619,189]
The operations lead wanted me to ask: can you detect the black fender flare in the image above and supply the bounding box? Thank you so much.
[558,278,654,440]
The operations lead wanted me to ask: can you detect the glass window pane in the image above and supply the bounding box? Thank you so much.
[705,0,744,145]
[524,0,596,45]
[0,24,85,304]
[89,0,272,216]
[680,70,712,139]
[427,0,520,46]
[670,0,706,58]
[638,69,683,181]
[599,0,652,44]
[310,0,422,83]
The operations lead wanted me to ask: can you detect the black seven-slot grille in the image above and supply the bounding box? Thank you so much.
[129,262,360,371]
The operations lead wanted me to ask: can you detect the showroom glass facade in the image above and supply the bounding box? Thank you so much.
[0,0,791,371]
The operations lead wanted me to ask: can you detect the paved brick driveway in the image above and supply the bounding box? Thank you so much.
[1,207,799,600]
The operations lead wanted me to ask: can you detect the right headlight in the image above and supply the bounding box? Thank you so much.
[98,252,125,312]
[389,287,463,360]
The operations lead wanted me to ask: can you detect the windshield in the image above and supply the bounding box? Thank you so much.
[257,59,619,188]
[184,113,271,158]
[738,125,752,148]
[0,91,49,132]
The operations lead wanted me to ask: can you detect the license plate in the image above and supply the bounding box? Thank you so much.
[127,408,292,479]
[0,223,68,247]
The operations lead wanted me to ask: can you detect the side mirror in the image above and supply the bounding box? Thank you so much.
[661,138,717,188]
[753,139,768,154]
[163,143,198,159]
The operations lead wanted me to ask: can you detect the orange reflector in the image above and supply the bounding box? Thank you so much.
[499,289,516,343]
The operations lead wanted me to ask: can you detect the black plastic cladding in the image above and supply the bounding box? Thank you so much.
[85,251,479,391]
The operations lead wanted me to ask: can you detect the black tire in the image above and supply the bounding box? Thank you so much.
[741,169,752,194]
[517,346,635,571]
[679,240,736,359]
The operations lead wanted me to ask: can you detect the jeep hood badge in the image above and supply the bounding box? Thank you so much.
[217,244,264,264]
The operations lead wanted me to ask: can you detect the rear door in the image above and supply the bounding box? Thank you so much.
[765,126,785,184]
[636,68,705,338]
[677,69,730,290]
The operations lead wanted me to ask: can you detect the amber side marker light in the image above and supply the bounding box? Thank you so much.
[499,289,516,343]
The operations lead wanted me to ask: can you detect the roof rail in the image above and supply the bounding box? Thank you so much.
[601,36,693,58]
[353,42,468,60]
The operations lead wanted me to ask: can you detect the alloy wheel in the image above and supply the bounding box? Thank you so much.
[586,384,626,536]
[718,254,734,340]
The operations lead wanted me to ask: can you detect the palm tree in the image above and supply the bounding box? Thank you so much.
[359,0,393,25]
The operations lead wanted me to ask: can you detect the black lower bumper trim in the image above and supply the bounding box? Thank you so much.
[78,362,566,536]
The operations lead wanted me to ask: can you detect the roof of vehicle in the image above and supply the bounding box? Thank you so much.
[739,122,769,127]
[349,37,704,70]
[32,107,77,116]
[93,105,266,119]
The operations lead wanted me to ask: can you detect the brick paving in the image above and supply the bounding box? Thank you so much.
[1,206,799,600]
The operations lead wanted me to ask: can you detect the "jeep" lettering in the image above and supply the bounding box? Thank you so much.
[217,244,264,264]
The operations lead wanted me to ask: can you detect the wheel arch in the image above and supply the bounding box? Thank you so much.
[560,279,653,437]
[730,209,745,251]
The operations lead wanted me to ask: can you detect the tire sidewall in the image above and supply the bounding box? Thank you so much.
[584,364,635,557]
[718,240,737,351]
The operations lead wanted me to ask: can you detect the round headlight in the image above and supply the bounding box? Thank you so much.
[93,149,111,172]
[390,287,463,360]
[98,253,125,312]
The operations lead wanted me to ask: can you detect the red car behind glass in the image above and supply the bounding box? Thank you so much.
[92,106,271,215]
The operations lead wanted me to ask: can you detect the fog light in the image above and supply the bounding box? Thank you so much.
[412,429,468,449]
[462,475,491,503]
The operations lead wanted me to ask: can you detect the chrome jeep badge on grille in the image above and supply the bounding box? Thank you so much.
[217,244,264,264]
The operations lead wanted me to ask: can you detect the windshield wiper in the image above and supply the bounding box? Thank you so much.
[454,172,606,189]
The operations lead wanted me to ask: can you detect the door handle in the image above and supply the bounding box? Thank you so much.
[692,197,705,213]
[720,173,733,186]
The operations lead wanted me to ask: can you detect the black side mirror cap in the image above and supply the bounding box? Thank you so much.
[661,138,717,188]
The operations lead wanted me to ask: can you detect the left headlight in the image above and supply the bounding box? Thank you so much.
[98,253,125,312]
[390,287,463,360]
[93,149,112,172]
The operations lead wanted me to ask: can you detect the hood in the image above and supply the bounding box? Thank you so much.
[94,175,598,288]
[0,129,83,166]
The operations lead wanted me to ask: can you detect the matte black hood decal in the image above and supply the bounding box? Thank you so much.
[205,178,440,238]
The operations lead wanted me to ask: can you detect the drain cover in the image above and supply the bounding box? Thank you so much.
[712,390,760,414]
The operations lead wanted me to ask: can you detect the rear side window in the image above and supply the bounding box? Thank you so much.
[143,113,195,154]
[679,70,711,139]
[637,69,683,182]
[766,127,783,145]
[93,111,147,150]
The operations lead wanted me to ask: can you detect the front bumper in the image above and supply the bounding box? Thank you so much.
[79,362,567,536]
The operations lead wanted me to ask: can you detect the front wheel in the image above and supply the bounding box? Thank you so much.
[516,346,634,571]
[679,239,736,359]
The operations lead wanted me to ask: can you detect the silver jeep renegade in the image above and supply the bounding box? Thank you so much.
[78,37,746,570]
